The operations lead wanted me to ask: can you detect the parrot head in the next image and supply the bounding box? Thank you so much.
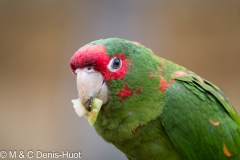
[70,38,164,141]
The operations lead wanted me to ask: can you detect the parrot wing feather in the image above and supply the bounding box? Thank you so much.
[161,73,240,159]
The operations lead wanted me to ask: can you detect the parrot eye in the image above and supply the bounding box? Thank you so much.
[112,58,121,69]
[108,57,122,72]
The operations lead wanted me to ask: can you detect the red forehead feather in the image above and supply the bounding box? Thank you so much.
[70,44,131,81]
[70,44,109,72]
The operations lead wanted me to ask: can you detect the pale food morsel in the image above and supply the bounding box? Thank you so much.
[71,98,103,125]
[71,98,86,117]
[85,98,103,125]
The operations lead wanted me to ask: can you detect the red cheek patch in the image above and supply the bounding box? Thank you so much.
[118,83,134,101]
[118,84,143,101]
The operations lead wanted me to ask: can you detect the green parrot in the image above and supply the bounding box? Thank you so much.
[69,38,240,160]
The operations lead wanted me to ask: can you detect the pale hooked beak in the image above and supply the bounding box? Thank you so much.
[75,67,108,110]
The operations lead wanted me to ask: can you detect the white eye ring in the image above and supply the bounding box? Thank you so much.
[107,57,122,72]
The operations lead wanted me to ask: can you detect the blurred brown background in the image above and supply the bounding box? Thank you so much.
[1,1,240,160]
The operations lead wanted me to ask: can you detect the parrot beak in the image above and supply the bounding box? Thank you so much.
[75,67,108,111]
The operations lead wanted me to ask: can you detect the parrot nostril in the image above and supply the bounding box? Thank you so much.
[86,66,95,72]
[87,66,92,70]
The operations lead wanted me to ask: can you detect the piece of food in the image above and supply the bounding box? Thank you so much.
[85,98,103,125]
[71,98,103,125]
[71,98,86,117]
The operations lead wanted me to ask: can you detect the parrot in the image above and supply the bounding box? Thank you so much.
[69,38,240,160]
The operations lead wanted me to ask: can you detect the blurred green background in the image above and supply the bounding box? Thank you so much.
[1,0,240,160]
